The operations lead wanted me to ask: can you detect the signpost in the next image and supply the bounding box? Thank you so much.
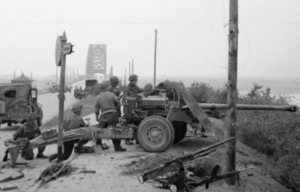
[55,31,74,161]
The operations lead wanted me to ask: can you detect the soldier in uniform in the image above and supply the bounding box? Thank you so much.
[95,81,126,152]
[125,74,143,96]
[48,104,88,162]
[109,76,121,117]
[138,83,153,98]
[123,74,143,145]
[13,114,48,160]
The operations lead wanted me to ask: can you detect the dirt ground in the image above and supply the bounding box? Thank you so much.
[0,93,291,192]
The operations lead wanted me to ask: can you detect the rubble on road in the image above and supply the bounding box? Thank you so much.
[0,169,24,183]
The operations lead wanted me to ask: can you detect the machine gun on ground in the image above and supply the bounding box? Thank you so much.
[138,137,252,192]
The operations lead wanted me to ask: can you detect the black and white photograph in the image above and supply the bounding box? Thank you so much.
[0,0,299,192]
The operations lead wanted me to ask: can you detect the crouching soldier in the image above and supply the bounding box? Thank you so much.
[95,81,126,152]
[48,104,88,162]
[13,114,48,160]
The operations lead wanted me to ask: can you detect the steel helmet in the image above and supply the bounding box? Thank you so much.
[129,74,138,81]
[100,81,110,91]
[72,104,83,112]
[143,83,153,91]
[109,76,119,84]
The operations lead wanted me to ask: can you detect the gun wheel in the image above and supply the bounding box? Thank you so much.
[138,116,174,152]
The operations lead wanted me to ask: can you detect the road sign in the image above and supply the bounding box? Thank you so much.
[55,36,62,66]
[63,43,74,55]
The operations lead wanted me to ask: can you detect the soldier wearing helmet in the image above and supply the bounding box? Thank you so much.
[48,104,89,162]
[125,74,143,96]
[122,74,143,145]
[138,83,153,98]
[109,76,121,117]
[95,81,126,152]
[12,114,48,160]
[109,76,121,97]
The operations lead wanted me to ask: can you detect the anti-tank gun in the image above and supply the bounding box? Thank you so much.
[124,81,298,153]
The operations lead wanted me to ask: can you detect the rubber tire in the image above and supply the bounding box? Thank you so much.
[138,116,174,152]
[172,122,188,144]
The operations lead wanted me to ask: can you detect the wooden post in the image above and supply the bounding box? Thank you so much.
[226,0,239,185]
[132,59,134,74]
[154,29,157,86]
[129,62,131,76]
[57,32,68,161]
[56,66,58,84]
[124,69,127,85]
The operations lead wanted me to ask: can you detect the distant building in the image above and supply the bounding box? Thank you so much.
[11,74,33,85]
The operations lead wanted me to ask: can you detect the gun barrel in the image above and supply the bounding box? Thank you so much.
[197,103,298,112]
[191,137,235,158]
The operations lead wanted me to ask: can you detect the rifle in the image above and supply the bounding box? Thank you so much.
[187,166,253,190]
[138,137,235,191]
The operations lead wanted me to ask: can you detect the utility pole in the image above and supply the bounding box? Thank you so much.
[132,59,134,74]
[124,69,127,86]
[56,67,58,84]
[226,0,239,186]
[154,29,157,86]
[77,67,79,79]
[129,62,131,76]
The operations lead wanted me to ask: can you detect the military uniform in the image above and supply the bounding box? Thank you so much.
[13,120,46,160]
[62,112,88,160]
[48,105,88,162]
[123,74,143,145]
[95,81,125,151]
[109,76,121,116]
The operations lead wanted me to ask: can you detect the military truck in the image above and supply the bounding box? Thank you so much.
[84,79,98,97]
[0,83,43,127]
[124,81,298,152]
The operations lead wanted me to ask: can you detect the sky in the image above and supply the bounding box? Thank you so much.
[0,0,300,81]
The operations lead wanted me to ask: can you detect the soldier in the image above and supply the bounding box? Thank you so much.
[123,74,143,145]
[95,81,126,152]
[48,104,88,162]
[109,76,121,117]
[125,74,143,96]
[13,114,47,160]
[138,83,153,98]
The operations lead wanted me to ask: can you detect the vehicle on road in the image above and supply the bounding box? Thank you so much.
[48,83,59,93]
[0,83,43,127]
[84,79,98,97]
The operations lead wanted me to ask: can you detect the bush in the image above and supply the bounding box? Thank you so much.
[237,85,300,191]
[189,82,300,191]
